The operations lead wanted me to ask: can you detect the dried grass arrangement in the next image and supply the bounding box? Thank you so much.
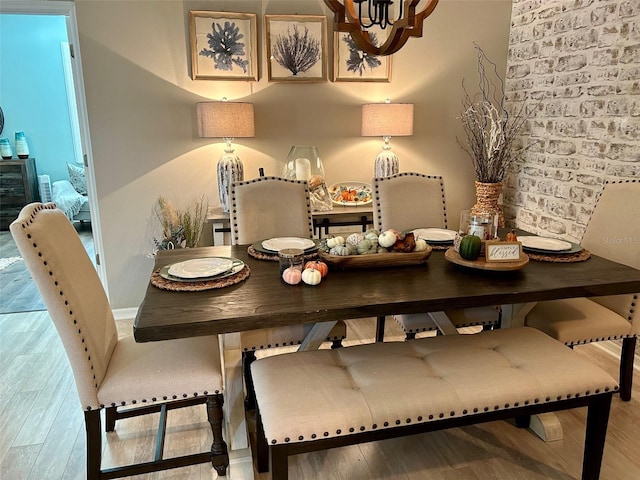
[154,196,208,251]
[457,44,533,183]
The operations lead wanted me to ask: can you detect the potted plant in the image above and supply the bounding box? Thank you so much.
[457,43,533,227]
[153,195,208,252]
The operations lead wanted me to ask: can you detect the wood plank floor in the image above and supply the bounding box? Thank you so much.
[0,312,638,479]
[0,225,94,314]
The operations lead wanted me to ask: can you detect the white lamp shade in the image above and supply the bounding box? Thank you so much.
[197,102,255,138]
[361,103,414,137]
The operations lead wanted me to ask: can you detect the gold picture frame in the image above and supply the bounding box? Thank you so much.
[265,15,328,82]
[333,32,392,82]
[189,11,258,81]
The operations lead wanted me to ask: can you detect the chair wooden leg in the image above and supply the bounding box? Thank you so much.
[581,393,612,480]
[620,336,636,401]
[207,394,229,476]
[84,409,102,480]
[330,338,344,349]
[270,444,289,480]
[256,408,269,473]
[105,406,117,432]
[243,350,257,410]
[405,331,417,340]
[376,315,386,342]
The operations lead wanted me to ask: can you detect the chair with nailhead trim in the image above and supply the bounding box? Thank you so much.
[229,176,347,409]
[526,179,639,401]
[372,172,501,341]
[10,203,229,479]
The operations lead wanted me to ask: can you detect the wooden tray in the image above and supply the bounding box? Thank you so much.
[445,247,529,271]
[318,247,432,269]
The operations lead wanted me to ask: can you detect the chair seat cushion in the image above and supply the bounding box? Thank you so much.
[525,297,633,345]
[241,321,347,351]
[396,308,500,333]
[97,335,222,408]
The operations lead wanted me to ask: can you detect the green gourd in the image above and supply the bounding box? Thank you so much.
[459,235,482,260]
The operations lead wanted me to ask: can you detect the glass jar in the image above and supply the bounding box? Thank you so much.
[0,138,12,159]
[15,131,29,159]
[278,248,305,276]
[459,210,498,240]
[281,146,324,182]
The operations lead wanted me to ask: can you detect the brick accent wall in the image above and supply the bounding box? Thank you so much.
[504,0,639,242]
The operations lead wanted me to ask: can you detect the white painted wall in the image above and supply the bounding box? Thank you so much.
[75,0,513,308]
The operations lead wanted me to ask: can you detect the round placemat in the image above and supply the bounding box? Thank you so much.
[151,265,251,291]
[526,248,591,263]
[428,243,451,251]
[247,245,318,261]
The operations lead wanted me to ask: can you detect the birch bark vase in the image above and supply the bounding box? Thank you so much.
[471,181,505,227]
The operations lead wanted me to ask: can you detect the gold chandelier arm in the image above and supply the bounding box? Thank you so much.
[324,0,439,56]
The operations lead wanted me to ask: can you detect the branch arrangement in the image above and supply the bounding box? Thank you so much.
[154,195,208,250]
[457,43,532,183]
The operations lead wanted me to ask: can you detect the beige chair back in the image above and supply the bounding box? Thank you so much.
[10,203,117,409]
[373,172,448,232]
[581,180,639,332]
[229,176,313,245]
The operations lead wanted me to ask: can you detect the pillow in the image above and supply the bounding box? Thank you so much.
[67,163,87,195]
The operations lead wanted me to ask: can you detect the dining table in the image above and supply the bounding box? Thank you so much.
[134,243,640,479]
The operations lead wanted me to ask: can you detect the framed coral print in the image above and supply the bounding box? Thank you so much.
[265,15,327,82]
[334,32,391,82]
[189,11,258,81]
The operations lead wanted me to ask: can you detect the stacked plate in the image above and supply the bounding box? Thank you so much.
[160,257,244,282]
[412,228,458,245]
[518,236,582,255]
[253,237,318,255]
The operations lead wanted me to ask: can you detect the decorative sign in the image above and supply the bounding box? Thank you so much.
[485,241,522,262]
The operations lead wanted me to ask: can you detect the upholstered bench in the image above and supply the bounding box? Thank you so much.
[251,327,617,480]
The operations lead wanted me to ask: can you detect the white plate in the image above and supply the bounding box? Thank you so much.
[161,260,244,282]
[518,236,572,252]
[412,228,458,243]
[261,237,316,252]
[167,257,234,279]
[328,182,373,206]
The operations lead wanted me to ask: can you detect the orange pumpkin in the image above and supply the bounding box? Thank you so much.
[305,260,328,278]
[505,230,518,242]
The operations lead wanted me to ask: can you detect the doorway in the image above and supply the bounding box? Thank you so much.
[0,1,105,312]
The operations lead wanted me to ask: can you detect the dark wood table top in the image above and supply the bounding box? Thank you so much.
[133,245,640,342]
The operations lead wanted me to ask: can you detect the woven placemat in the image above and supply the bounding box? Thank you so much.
[428,243,451,251]
[526,248,591,263]
[151,265,251,291]
[247,245,319,262]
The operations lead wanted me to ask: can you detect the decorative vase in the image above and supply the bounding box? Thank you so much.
[15,131,29,159]
[0,138,12,159]
[471,181,505,228]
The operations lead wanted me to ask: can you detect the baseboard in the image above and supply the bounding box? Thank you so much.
[113,307,138,322]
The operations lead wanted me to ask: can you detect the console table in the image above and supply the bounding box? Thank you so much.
[207,205,374,245]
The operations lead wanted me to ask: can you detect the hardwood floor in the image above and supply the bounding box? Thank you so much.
[0,313,638,479]
[0,224,94,314]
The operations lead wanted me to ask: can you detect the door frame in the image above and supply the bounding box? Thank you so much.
[0,0,107,294]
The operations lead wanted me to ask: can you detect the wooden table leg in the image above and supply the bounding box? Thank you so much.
[219,333,259,479]
[298,321,338,351]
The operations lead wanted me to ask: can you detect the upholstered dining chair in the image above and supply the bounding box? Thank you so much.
[10,203,229,479]
[373,172,501,340]
[525,179,639,401]
[229,176,347,408]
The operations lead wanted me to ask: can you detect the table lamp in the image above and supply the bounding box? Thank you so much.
[197,101,255,212]
[362,100,414,177]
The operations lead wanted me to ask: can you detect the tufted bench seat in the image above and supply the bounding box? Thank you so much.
[251,327,617,480]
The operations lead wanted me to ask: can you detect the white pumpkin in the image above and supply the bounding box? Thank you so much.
[326,236,345,249]
[346,232,364,246]
[414,238,429,252]
[378,230,397,248]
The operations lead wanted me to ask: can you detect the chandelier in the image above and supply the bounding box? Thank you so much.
[324,0,439,56]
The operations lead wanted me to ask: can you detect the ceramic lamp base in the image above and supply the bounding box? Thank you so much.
[374,150,399,178]
[217,154,244,213]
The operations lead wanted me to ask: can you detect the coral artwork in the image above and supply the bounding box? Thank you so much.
[272,25,320,76]
[343,34,382,76]
[199,21,249,73]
